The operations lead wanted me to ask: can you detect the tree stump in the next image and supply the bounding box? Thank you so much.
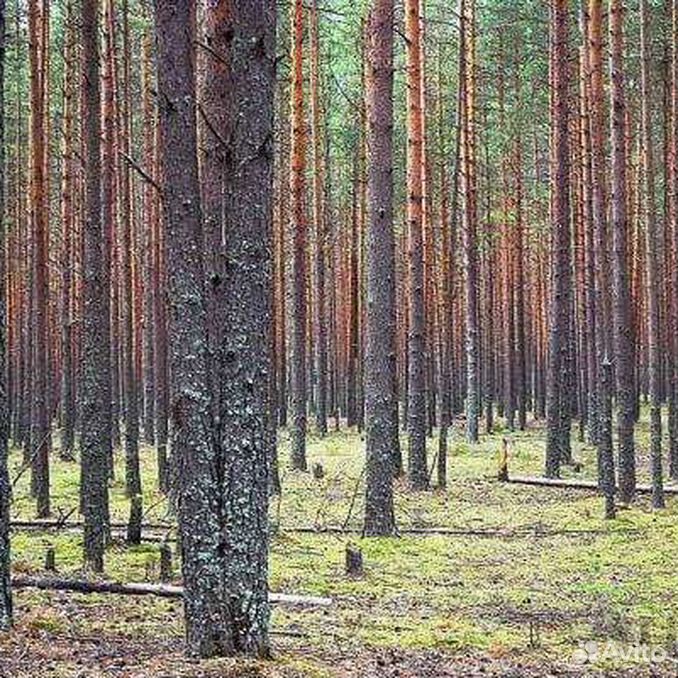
[127,495,142,545]
[345,545,363,577]
[159,542,173,583]
[498,439,509,482]
[44,547,56,572]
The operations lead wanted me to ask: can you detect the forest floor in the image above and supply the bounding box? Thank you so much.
[0,414,676,678]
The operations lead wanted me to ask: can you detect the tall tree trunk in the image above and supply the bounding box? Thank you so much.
[217,0,275,653]
[81,0,111,571]
[406,0,428,490]
[141,34,155,446]
[461,0,480,443]
[102,0,117,477]
[588,0,613,483]
[59,0,76,461]
[289,0,308,470]
[364,0,398,536]
[0,0,11,631]
[154,0,225,657]
[640,0,665,509]
[609,0,636,504]
[310,0,327,438]
[28,0,50,518]
[670,0,678,481]
[120,0,141,536]
[545,0,573,478]
[200,0,232,423]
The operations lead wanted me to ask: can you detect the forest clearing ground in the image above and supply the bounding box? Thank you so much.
[0,414,676,678]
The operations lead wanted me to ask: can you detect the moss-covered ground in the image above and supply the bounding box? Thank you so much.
[0,414,676,677]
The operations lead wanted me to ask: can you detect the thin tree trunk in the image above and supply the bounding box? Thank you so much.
[461,0,480,443]
[59,0,76,461]
[28,0,50,518]
[640,0,665,509]
[289,0,308,471]
[310,0,328,438]
[141,34,155,446]
[405,0,428,490]
[545,0,573,478]
[609,0,636,504]
[670,0,678,481]
[81,0,111,572]
[364,0,398,536]
[0,0,11,631]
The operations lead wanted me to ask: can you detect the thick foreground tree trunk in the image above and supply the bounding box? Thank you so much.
[154,0,226,657]
[216,0,275,656]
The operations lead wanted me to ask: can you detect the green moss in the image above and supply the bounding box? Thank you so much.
[7,411,677,676]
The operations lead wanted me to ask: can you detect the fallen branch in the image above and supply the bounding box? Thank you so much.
[11,520,648,541]
[503,475,678,495]
[12,576,332,607]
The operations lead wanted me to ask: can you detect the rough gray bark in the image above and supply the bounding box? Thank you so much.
[200,0,232,415]
[545,0,573,478]
[154,0,226,656]
[0,0,12,631]
[80,0,111,572]
[216,1,275,654]
[609,0,636,504]
[363,0,398,537]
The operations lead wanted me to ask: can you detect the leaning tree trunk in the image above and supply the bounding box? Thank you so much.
[153,0,226,657]
[363,0,398,536]
[0,0,12,631]
[80,0,111,572]
[545,0,573,478]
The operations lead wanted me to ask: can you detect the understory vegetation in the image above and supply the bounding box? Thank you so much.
[3,414,676,678]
